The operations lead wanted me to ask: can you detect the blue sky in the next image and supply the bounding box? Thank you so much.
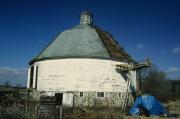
[0,0,180,86]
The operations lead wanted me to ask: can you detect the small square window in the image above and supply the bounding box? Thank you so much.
[80,92,83,97]
[97,92,104,97]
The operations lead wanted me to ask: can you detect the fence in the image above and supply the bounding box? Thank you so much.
[0,89,125,119]
[0,100,61,119]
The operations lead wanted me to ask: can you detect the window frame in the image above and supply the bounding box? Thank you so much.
[79,92,84,97]
[35,66,38,89]
[29,66,34,88]
[119,92,121,97]
[96,92,105,98]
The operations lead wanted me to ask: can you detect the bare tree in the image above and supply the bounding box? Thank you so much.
[16,84,21,87]
[4,80,10,87]
[142,68,172,102]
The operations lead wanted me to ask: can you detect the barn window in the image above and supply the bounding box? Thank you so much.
[35,66,38,89]
[97,92,104,97]
[119,93,121,97]
[79,92,83,97]
[29,66,34,88]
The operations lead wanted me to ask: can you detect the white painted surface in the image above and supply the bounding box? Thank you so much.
[63,93,74,107]
[28,58,136,93]
[27,68,30,88]
[130,71,137,91]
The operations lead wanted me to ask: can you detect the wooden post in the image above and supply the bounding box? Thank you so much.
[36,105,38,119]
[139,69,142,95]
[13,101,16,119]
[138,69,142,96]
[60,106,62,119]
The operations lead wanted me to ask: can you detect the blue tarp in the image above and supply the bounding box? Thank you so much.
[129,94,167,116]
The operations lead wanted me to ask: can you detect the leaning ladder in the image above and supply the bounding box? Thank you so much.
[121,62,134,112]
[116,59,151,112]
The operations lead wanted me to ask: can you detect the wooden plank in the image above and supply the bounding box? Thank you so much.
[116,59,151,72]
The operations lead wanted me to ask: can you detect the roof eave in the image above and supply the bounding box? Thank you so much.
[29,56,135,65]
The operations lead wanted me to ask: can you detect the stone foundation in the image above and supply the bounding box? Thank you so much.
[73,91,134,108]
[33,90,134,109]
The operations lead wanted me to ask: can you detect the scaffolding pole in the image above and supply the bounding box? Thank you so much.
[116,58,151,109]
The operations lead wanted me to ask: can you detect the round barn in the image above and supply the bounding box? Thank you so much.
[27,11,137,108]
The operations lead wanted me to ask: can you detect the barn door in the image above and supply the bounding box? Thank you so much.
[55,93,63,105]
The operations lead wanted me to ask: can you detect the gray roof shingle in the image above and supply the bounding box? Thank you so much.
[29,24,133,64]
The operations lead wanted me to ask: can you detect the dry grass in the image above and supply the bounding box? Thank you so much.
[0,100,179,119]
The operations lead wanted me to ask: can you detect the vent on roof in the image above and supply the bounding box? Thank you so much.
[80,11,93,25]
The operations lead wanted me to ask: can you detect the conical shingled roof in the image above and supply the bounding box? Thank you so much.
[29,12,133,65]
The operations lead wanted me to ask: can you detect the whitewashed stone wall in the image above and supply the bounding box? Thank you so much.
[27,58,136,107]
[73,91,134,108]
